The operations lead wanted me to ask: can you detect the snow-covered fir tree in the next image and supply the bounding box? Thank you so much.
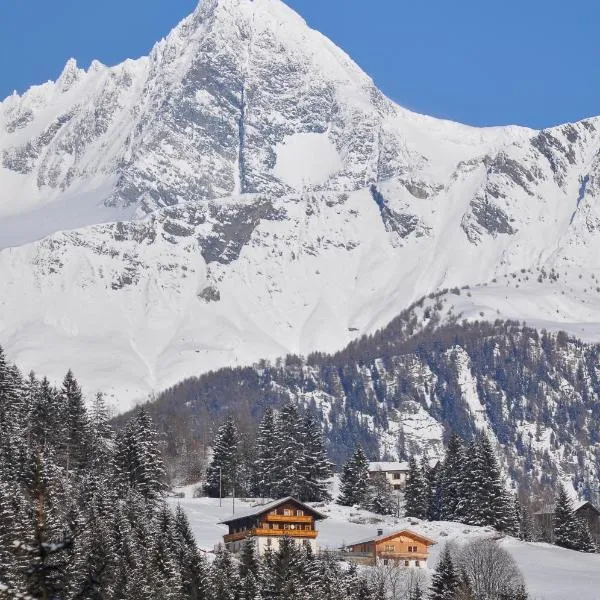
[204,418,239,498]
[254,408,278,498]
[337,446,370,507]
[404,456,429,519]
[553,484,596,552]
[429,545,459,600]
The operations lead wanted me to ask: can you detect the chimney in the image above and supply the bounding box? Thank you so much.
[377,528,383,536]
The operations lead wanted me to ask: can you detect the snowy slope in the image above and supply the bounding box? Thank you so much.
[169,491,600,600]
[3,0,600,406]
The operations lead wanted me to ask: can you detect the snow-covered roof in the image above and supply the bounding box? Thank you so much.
[344,528,436,548]
[218,497,328,524]
[368,461,410,472]
[534,500,599,515]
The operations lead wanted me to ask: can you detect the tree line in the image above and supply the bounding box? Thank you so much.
[0,349,370,599]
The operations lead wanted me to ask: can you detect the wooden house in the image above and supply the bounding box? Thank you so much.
[534,500,600,543]
[219,497,327,555]
[343,528,435,567]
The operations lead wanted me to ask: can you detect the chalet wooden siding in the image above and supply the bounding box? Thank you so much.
[219,497,325,555]
[343,529,434,568]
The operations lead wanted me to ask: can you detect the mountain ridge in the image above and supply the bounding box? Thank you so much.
[2,0,600,407]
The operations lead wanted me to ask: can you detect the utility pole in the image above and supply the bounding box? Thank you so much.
[233,481,235,515]
[219,466,222,508]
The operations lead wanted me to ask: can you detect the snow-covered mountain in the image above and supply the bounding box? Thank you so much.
[2,0,600,407]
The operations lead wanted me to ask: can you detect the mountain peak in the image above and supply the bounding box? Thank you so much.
[57,57,83,92]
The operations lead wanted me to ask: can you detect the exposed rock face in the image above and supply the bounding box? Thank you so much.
[2,0,600,405]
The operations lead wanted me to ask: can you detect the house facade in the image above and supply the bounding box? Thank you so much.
[343,529,435,567]
[219,497,327,555]
[368,462,410,492]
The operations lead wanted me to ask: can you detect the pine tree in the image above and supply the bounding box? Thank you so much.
[429,545,459,600]
[61,370,90,472]
[367,472,396,515]
[115,407,166,502]
[254,408,278,498]
[404,456,428,519]
[296,414,332,501]
[458,436,512,530]
[574,517,597,553]
[211,549,240,600]
[173,505,209,600]
[553,484,579,550]
[272,404,303,499]
[337,446,370,507]
[425,461,443,521]
[439,433,466,521]
[205,418,239,498]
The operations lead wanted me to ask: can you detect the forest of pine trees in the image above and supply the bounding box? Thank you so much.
[204,405,333,502]
[401,434,520,534]
[0,349,372,599]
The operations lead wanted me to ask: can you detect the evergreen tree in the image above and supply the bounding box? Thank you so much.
[272,404,303,499]
[553,484,579,550]
[254,408,278,498]
[429,544,459,600]
[205,418,239,498]
[574,517,597,553]
[337,446,370,507]
[61,370,90,471]
[115,407,166,502]
[425,462,443,521]
[439,433,466,521]
[174,505,209,600]
[211,548,240,600]
[296,414,333,501]
[367,472,396,515]
[458,436,513,530]
[404,456,428,519]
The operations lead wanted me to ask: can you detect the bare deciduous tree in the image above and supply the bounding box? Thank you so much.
[455,537,525,600]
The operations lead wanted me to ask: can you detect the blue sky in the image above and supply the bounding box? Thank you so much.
[0,0,598,129]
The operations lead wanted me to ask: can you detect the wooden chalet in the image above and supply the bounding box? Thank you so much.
[219,497,327,555]
[343,528,435,567]
[534,500,600,543]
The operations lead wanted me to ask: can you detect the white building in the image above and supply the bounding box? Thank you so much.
[368,461,410,492]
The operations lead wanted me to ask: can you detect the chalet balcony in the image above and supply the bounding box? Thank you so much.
[224,528,318,543]
[264,514,313,524]
[378,552,429,561]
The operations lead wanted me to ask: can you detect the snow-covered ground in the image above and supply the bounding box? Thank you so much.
[169,489,600,600]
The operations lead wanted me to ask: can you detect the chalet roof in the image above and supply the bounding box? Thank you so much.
[345,528,436,548]
[218,497,328,525]
[368,462,410,472]
[534,500,600,516]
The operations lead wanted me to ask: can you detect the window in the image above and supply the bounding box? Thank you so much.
[296,509,304,516]
[272,523,279,530]
[385,544,394,552]
[404,560,409,567]
[303,540,311,548]
[383,559,389,566]
[415,560,420,567]
[284,509,293,516]
[393,473,401,480]
[304,525,311,531]
[284,523,290,530]
[393,485,401,490]
[267,538,272,546]
[408,546,417,553]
